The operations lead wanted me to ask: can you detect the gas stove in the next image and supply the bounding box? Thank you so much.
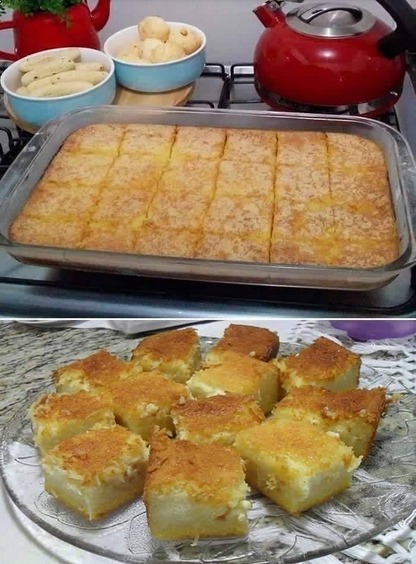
[0,61,415,318]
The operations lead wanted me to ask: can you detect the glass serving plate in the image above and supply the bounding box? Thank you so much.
[1,338,416,564]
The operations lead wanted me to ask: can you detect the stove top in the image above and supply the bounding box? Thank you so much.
[0,61,415,318]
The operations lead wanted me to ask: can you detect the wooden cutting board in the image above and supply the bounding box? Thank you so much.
[5,82,195,135]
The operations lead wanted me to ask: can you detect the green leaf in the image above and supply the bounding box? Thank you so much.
[0,0,82,17]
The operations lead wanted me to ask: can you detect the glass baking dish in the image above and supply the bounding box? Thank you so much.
[0,105,415,292]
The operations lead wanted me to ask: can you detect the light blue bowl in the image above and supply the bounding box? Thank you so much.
[1,47,116,129]
[104,23,206,93]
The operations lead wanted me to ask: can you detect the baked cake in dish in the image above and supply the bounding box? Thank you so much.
[172,394,265,445]
[270,385,387,458]
[187,351,279,414]
[106,372,190,441]
[204,323,279,364]
[52,349,139,394]
[276,336,360,397]
[42,425,149,520]
[143,431,250,540]
[29,390,115,454]
[234,419,361,515]
[131,328,201,383]
[9,125,399,269]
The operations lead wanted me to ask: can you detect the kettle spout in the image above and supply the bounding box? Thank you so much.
[89,0,111,32]
[254,0,286,28]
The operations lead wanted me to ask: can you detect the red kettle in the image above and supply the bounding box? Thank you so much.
[0,0,111,61]
[253,0,416,116]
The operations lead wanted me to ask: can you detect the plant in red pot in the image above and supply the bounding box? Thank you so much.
[0,0,111,60]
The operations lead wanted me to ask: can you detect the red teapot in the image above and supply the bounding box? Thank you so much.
[253,0,416,116]
[0,0,110,61]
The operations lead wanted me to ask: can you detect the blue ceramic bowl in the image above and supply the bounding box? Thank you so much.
[104,23,206,93]
[1,47,116,129]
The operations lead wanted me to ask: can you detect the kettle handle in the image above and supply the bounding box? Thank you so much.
[0,19,17,61]
[376,0,416,58]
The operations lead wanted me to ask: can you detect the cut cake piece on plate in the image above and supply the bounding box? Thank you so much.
[271,385,387,457]
[143,431,250,540]
[29,390,115,455]
[275,336,361,397]
[131,328,201,384]
[234,419,361,515]
[172,393,265,445]
[42,425,149,520]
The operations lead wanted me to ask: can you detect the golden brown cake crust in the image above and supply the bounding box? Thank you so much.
[236,419,356,467]
[30,391,111,421]
[52,349,137,389]
[172,394,265,434]
[284,337,360,381]
[209,324,279,362]
[46,425,144,485]
[145,432,244,503]
[107,372,190,408]
[276,386,387,423]
[132,328,199,363]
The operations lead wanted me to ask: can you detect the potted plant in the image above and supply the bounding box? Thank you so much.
[0,0,111,60]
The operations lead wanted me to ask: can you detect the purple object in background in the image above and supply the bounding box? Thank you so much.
[330,321,416,341]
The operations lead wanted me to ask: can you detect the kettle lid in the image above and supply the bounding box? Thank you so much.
[287,3,376,38]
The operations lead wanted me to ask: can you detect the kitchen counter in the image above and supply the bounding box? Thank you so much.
[0,320,415,564]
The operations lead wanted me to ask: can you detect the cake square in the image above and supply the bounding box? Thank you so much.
[42,152,115,186]
[333,237,399,268]
[172,394,265,445]
[143,431,250,539]
[333,206,397,242]
[146,189,211,231]
[273,198,335,240]
[203,195,273,239]
[62,124,125,157]
[91,188,152,225]
[270,237,338,266]
[276,337,361,396]
[276,131,328,168]
[29,390,115,455]
[134,226,200,258]
[131,328,201,384]
[275,165,331,203]
[234,419,361,515]
[9,215,85,248]
[194,232,269,263]
[52,349,140,394]
[170,126,226,160]
[103,154,163,192]
[326,133,386,169]
[215,160,274,199]
[187,351,279,414]
[204,323,279,363]
[119,124,176,160]
[19,183,100,222]
[223,129,277,165]
[158,159,219,197]
[42,425,149,520]
[329,166,391,207]
[81,222,137,253]
[270,385,387,458]
[106,372,191,441]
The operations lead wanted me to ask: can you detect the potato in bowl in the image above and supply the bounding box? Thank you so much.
[1,47,116,128]
[104,17,206,93]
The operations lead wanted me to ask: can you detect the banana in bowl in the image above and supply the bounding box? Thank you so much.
[1,47,116,128]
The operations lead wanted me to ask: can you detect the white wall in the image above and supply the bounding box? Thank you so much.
[0,0,413,63]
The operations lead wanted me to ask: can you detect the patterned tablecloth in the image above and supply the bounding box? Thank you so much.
[0,319,415,564]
